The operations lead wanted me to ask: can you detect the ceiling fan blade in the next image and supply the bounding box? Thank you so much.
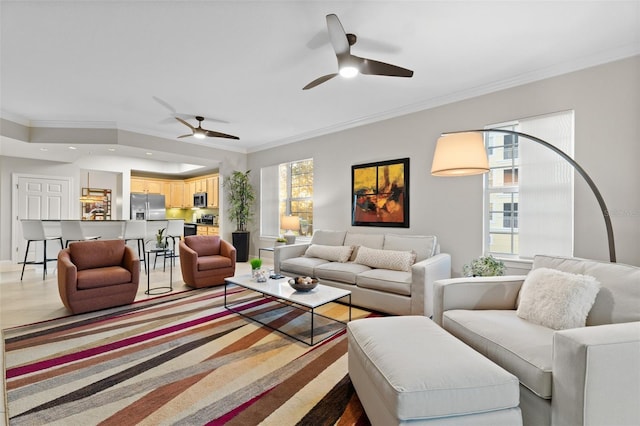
[175,117,195,130]
[205,130,240,140]
[153,96,176,113]
[359,57,413,77]
[177,134,192,139]
[326,14,350,56]
[303,73,338,90]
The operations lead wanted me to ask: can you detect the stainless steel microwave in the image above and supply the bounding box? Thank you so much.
[193,192,207,208]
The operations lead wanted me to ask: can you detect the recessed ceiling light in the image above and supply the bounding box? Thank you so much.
[146,152,152,156]
[68,146,77,150]
[108,148,116,152]
[40,148,48,151]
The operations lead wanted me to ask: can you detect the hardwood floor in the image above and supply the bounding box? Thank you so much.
[0,256,266,425]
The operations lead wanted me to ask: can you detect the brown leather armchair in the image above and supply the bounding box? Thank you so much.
[179,235,236,288]
[57,239,140,314]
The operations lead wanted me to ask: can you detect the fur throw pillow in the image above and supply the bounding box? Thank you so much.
[517,267,601,330]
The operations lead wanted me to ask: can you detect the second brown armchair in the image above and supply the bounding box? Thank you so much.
[179,235,236,288]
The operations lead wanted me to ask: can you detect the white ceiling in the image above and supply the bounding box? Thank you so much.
[1,1,639,168]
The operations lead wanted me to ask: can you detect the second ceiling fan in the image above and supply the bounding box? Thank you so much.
[176,116,239,140]
[303,14,414,90]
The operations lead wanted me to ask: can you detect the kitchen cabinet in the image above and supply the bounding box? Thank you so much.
[193,178,207,193]
[184,181,195,208]
[163,182,172,208]
[169,182,185,208]
[131,177,163,194]
[206,175,219,208]
[196,225,219,236]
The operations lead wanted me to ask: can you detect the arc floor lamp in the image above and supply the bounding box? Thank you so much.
[431,129,616,263]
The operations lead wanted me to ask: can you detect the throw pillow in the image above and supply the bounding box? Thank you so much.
[304,244,353,263]
[517,267,601,330]
[353,246,415,272]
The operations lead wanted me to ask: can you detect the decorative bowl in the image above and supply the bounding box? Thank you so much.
[288,276,318,292]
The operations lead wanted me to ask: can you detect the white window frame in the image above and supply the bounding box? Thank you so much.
[483,111,575,260]
[260,158,313,240]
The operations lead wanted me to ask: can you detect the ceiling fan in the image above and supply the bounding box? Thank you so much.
[303,13,414,90]
[176,116,239,140]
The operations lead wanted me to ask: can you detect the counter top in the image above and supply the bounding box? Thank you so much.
[185,222,219,227]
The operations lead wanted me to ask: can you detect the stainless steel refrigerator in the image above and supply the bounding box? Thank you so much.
[130,193,166,220]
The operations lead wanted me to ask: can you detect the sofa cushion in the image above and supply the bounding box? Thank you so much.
[69,239,126,271]
[383,234,437,262]
[314,262,371,285]
[280,256,330,277]
[357,269,412,296]
[354,246,415,272]
[310,230,346,246]
[304,244,353,262]
[532,255,640,326]
[344,232,385,260]
[77,266,132,289]
[517,267,601,330]
[198,255,233,271]
[443,309,554,399]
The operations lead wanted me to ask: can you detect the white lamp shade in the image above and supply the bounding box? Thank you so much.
[431,132,489,176]
[281,215,299,232]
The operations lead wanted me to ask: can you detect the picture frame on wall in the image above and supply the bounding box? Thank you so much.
[351,157,409,228]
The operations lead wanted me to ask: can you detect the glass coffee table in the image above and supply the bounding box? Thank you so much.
[224,274,351,346]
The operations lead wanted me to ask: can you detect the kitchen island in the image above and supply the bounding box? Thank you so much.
[39,219,183,242]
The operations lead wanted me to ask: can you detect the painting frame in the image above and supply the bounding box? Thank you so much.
[351,157,409,228]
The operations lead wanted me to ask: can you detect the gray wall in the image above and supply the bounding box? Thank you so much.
[248,56,640,273]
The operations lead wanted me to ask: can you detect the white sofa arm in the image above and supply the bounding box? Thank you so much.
[432,276,527,326]
[552,321,640,426]
[273,243,310,274]
[409,253,452,317]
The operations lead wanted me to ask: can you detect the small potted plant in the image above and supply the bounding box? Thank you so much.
[249,257,262,279]
[156,228,166,249]
[274,237,287,247]
[462,255,505,277]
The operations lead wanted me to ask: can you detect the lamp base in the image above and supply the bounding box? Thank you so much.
[284,234,296,245]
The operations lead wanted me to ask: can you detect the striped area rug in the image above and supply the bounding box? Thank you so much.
[3,286,373,425]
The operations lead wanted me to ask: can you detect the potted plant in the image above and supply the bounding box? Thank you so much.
[155,228,166,249]
[274,237,287,247]
[224,170,256,262]
[462,255,505,277]
[249,257,262,278]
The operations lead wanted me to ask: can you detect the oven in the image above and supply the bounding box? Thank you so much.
[184,223,197,236]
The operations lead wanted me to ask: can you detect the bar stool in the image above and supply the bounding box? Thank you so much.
[123,220,148,274]
[61,221,101,247]
[153,219,183,269]
[166,219,184,265]
[20,220,64,280]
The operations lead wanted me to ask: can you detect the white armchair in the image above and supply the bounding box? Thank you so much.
[433,255,640,426]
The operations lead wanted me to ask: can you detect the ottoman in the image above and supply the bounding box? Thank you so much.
[347,316,522,425]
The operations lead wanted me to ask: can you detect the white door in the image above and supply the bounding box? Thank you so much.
[12,175,71,263]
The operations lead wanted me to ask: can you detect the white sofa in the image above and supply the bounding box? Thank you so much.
[433,255,640,426]
[274,230,451,316]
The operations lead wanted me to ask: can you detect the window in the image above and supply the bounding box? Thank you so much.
[484,111,574,259]
[503,202,518,228]
[261,159,313,238]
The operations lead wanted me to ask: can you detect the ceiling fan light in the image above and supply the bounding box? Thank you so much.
[339,66,359,78]
[193,130,206,139]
